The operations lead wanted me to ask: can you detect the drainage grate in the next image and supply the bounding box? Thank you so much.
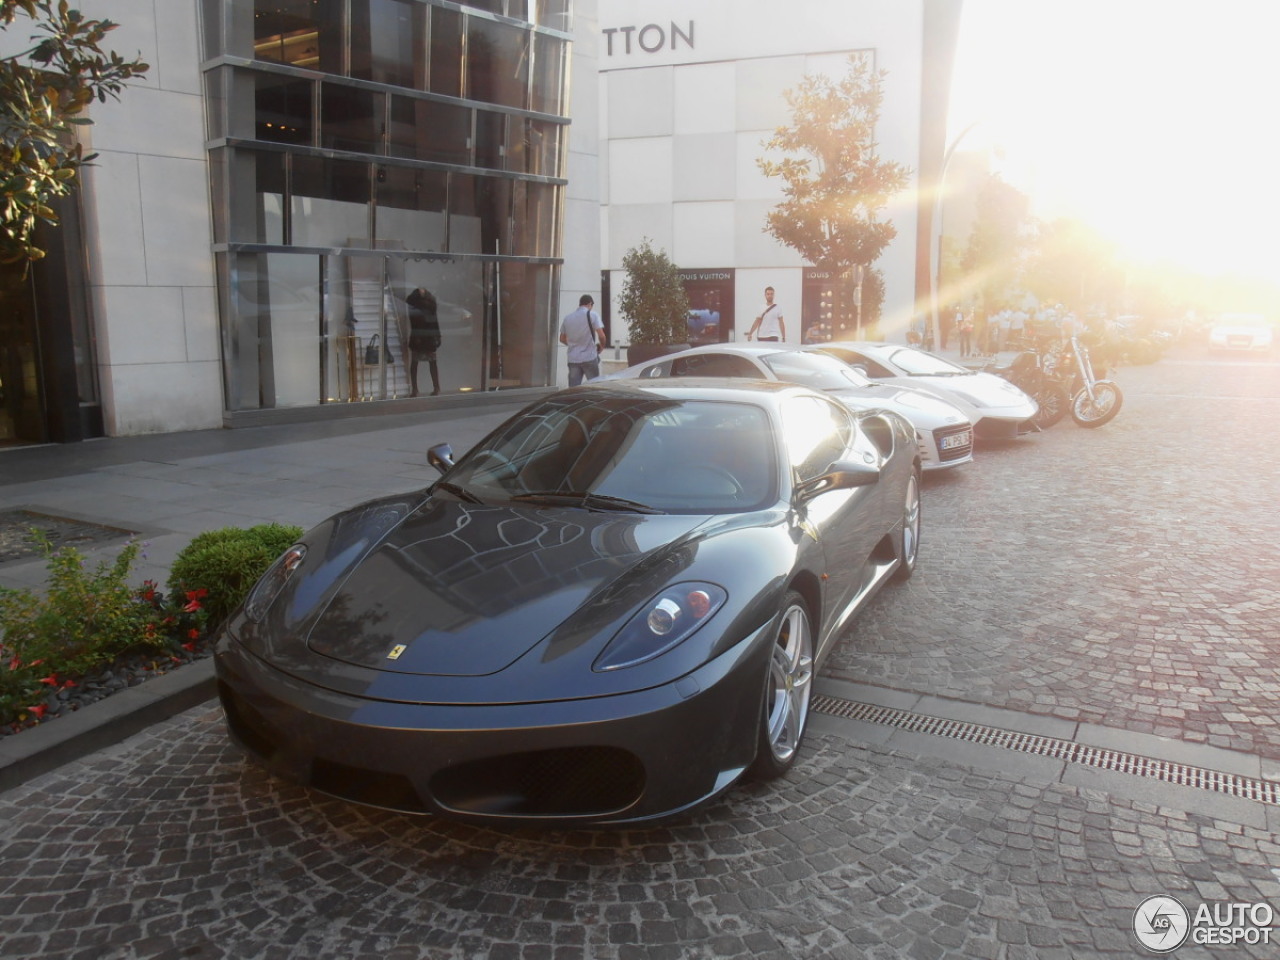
[812,694,1280,806]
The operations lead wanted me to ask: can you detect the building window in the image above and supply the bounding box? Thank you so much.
[387,95,471,165]
[466,17,530,108]
[291,156,371,247]
[351,0,425,89]
[321,83,384,154]
[251,0,342,72]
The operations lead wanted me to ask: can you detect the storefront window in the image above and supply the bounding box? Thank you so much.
[208,0,568,414]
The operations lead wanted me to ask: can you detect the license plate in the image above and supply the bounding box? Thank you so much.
[940,430,971,451]
[1228,336,1250,346]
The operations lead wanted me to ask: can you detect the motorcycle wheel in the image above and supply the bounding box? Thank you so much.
[1071,380,1123,428]
[1032,382,1071,429]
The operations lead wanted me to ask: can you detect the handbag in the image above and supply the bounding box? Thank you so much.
[364,334,395,365]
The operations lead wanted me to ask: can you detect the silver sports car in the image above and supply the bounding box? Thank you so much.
[602,343,975,470]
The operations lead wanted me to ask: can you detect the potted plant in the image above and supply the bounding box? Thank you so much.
[618,239,691,366]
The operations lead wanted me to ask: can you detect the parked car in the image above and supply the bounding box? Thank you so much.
[808,341,1039,440]
[602,343,974,470]
[1208,314,1273,356]
[213,380,922,825]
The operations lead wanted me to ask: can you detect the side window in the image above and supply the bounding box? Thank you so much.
[780,396,854,483]
[671,353,757,377]
[854,354,892,378]
[641,360,672,378]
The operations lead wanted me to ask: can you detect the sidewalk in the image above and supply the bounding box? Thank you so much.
[0,394,541,791]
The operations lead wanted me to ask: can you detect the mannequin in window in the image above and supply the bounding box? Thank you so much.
[406,286,442,396]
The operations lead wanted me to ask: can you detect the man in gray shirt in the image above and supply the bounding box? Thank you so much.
[559,294,605,385]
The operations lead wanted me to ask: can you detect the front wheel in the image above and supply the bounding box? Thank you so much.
[892,467,921,582]
[747,593,814,781]
[1032,382,1071,429]
[1071,380,1123,428]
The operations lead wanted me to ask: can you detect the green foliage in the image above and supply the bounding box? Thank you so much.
[617,240,690,345]
[0,535,165,673]
[960,173,1031,311]
[0,1,149,265]
[168,523,303,628]
[759,54,911,274]
[0,533,190,723]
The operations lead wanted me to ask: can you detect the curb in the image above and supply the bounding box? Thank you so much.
[0,659,217,794]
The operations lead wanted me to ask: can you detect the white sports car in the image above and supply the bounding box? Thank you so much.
[601,344,975,470]
[810,342,1039,440]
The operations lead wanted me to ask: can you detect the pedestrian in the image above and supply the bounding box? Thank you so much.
[559,294,605,386]
[959,311,973,357]
[746,286,786,342]
[405,286,442,397]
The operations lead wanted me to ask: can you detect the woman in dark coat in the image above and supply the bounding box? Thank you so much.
[405,287,442,396]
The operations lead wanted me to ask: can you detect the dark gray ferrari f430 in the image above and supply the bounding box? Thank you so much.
[214,379,922,826]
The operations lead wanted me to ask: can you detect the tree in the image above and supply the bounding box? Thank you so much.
[1023,216,1124,315]
[960,173,1030,314]
[0,1,149,265]
[758,54,910,332]
[617,239,690,346]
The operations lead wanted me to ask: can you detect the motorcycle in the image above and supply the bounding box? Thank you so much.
[980,341,1071,430]
[1055,335,1123,428]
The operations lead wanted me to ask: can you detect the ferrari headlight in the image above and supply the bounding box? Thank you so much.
[244,544,307,622]
[595,582,727,671]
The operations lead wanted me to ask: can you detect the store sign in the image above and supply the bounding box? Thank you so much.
[602,21,695,56]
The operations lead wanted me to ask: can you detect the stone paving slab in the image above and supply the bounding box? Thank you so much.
[2,704,1278,960]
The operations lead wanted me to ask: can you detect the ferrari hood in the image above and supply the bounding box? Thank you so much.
[305,501,706,677]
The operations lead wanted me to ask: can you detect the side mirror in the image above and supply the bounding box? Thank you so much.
[427,443,455,475]
[795,459,879,503]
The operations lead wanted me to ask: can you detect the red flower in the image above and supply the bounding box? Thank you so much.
[186,588,209,601]
[182,642,196,652]
[183,598,203,613]
[188,628,200,640]
[28,704,47,720]
[61,680,77,689]
[7,656,20,672]
[39,674,58,686]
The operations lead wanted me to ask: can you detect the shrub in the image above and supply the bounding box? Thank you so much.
[0,534,173,722]
[167,523,303,628]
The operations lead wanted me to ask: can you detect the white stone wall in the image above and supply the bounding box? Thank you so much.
[77,0,223,436]
[598,0,927,343]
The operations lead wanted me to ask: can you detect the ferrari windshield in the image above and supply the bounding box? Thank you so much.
[879,348,970,376]
[444,393,778,514]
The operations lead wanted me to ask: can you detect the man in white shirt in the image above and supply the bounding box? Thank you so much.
[559,294,605,386]
[746,286,786,342]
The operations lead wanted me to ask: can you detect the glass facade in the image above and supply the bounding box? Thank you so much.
[203,0,571,409]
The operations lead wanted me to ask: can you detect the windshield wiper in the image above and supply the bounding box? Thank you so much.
[433,480,483,504]
[510,490,664,514]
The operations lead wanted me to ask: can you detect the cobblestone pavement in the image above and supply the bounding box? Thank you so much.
[826,354,1280,759]
[3,352,1280,959]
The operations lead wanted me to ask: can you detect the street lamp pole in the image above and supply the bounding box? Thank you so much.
[930,120,982,351]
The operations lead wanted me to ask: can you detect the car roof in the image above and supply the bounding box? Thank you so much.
[567,376,810,408]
